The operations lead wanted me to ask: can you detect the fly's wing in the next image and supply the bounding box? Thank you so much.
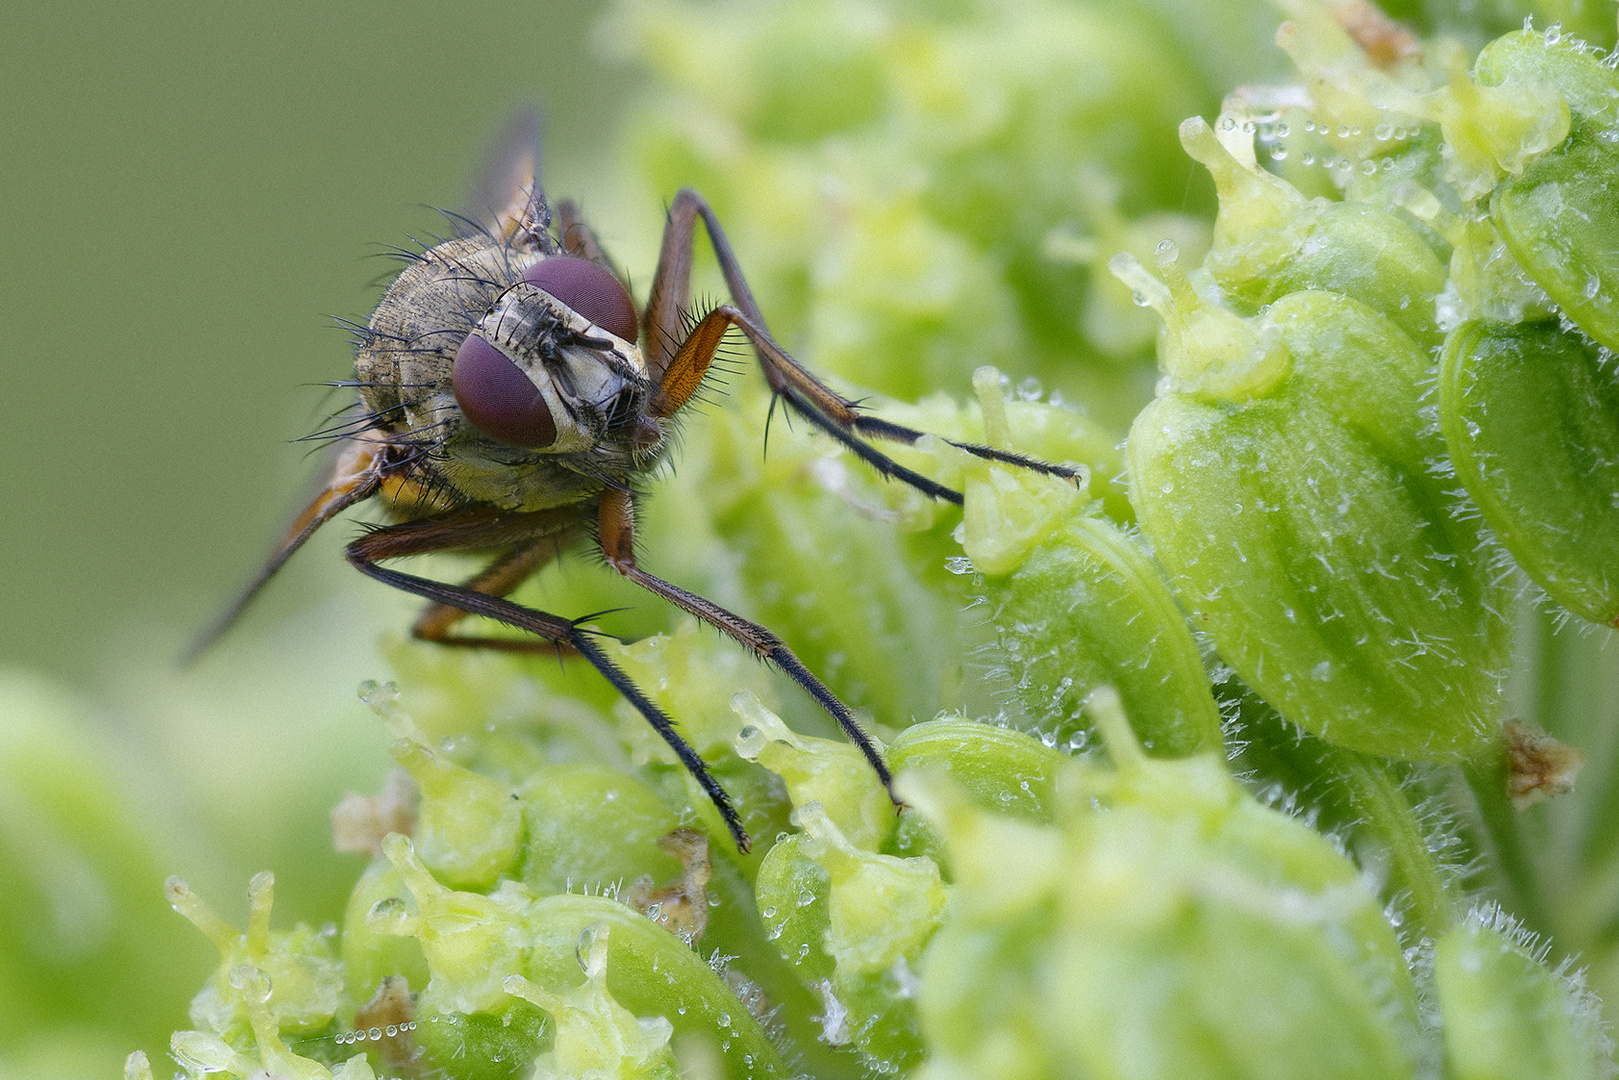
[180,439,389,664]
[461,110,555,255]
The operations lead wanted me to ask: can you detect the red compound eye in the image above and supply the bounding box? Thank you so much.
[521,255,639,343]
[451,333,557,448]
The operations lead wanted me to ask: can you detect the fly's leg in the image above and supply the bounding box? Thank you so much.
[409,539,584,653]
[344,508,750,852]
[556,199,613,266]
[597,488,898,799]
[183,438,390,664]
[643,188,1087,498]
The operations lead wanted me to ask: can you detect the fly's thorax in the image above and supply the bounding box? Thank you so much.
[354,235,519,423]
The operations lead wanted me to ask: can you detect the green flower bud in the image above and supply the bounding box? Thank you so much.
[1428,41,1570,201]
[933,369,1223,757]
[755,834,835,985]
[974,494,1225,758]
[1482,30,1619,351]
[504,926,679,1080]
[886,718,1063,826]
[732,691,890,851]
[738,698,1024,1072]
[380,835,788,1079]
[1182,114,1449,346]
[908,689,1423,1080]
[169,964,378,1080]
[756,800,945,1073]
[1431,905,1611,1080]
[168,873,342,1041]
[1127,279,1511,762]
[1112,244,1289,401]
[339,860,429,1005]
[1476,27,1619,138]
[1493,133,1619,352]
[386,738,519,890]
[515,763,684,896]
[374,835,530,1018]
[1440,319,1619,626]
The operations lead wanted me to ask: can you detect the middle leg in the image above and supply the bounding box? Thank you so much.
[596,487,898,799]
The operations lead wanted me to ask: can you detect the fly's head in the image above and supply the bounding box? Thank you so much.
[353,236,664,513]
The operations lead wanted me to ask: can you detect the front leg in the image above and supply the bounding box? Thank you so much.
[642,189,1088,501]
[597,488,899,801]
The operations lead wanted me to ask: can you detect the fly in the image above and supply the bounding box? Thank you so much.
[191,119,1081,851]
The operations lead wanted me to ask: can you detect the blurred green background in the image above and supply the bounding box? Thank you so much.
[0,2,644,1074]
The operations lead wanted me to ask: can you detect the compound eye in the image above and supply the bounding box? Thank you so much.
[521,255,639,344]
[451,333,557,448]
